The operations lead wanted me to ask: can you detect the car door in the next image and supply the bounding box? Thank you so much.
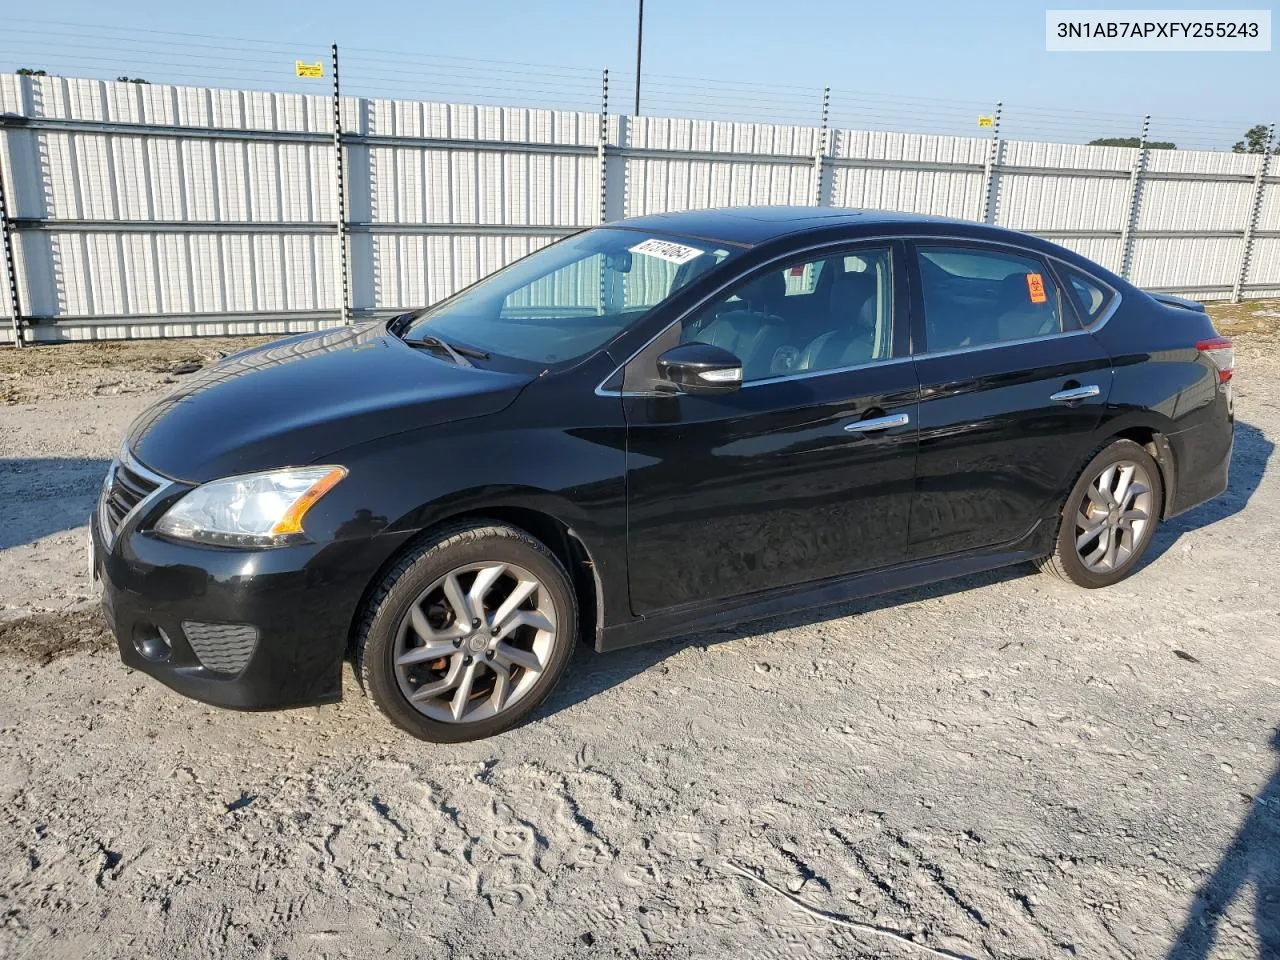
[618,240,919,616]
[906,240,1113,559]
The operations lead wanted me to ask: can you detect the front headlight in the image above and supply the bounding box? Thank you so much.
[154,466,348,547]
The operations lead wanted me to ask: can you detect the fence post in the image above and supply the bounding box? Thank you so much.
[1119,114,1151,282]
[979,101,1003,224]
[599,69,609,225]
[598,68,610,313]
[1232,122,1275,303]
[0,136,23,348]
[812,86,830,207]
[331,43,351,326]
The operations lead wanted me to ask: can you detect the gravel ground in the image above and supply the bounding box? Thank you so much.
[1,308,1278,960]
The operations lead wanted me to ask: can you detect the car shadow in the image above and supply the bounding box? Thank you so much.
[1165,728,1280,957]
[541,561,1030,719]
[0,457,110,550]
[540,417,1273,721]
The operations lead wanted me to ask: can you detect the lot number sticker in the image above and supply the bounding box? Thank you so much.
[628,238,704,265]
[1026,272,1048,304]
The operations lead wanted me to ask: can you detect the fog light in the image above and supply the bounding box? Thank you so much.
[182,621,259,675]
[134,627,172,662]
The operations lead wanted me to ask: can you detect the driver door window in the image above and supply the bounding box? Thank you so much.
[622,245,896,393]
[677,247,894,383]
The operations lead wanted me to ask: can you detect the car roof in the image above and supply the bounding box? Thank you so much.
[611,206,975,247]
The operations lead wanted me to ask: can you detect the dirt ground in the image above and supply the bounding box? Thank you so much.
[0,304,1278,960]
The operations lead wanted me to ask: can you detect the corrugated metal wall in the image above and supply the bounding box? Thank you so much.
[0,73,1276,343]
[830,130,989,221]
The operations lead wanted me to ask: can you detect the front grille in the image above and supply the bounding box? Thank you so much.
[98,453,166,544]
[182,621,259,674]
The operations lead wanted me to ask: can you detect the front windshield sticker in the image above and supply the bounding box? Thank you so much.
[628,238,705,265]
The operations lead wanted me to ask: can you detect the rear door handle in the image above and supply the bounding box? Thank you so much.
[1050,385,1101,403]
[844,412,910,433]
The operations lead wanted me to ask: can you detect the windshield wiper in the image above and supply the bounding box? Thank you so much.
[403,334,490,367]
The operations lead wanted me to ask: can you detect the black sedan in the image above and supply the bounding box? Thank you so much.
[93,207,1235,742]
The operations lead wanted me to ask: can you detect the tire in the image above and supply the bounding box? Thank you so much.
[354,519,578,743]
[1037,439,1164,588]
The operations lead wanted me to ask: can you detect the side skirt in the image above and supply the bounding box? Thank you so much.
[599,520,1054,653]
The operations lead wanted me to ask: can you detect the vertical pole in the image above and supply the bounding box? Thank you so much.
[813,86,830,207]
[599,69,609,226]
[979,101,1003,224]
[0,137,23,348]
[1119,114,1151,282]
[598,69,609,315]
[634,0,644,116]
[1232,122,1275,303]
[331,43,351,326]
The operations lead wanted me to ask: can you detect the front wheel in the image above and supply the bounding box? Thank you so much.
[1037,439,1164,588]
[355,520,578,742]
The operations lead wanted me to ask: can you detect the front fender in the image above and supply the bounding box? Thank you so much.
[304,416,630,629]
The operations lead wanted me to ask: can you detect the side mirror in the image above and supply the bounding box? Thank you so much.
[656,342,744,395]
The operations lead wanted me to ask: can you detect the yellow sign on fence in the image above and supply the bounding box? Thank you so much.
[977,115,995,128]
[295,60,324,79]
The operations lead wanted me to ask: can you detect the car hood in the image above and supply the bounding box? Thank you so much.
[127,323,533,482]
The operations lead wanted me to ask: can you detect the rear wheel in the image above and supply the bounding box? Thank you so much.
[355,520,577,742]
[1037,439,1163,588]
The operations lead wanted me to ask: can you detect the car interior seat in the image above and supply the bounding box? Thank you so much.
[798,265,879,371]
[994,272,1060,341]
[692,271,790,380]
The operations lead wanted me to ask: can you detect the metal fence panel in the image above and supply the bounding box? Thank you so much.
[1,72,1277,344]
[1129,236,1246,293]
[1247,237,1280,295]
[1256,183,1280,232]
[622,116,815,218]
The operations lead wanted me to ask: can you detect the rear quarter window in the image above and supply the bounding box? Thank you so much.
[1059,265,1116,326]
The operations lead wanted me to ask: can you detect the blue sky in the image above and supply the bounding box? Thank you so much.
[3,1,1276,148]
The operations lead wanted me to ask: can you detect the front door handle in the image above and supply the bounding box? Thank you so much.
[1050,385,1101,403]
[844,412,911,433]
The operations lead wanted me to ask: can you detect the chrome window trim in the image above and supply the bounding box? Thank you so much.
[741,355,914,389]
[593,231,1124,398]
[912,324,1088,361]
[97,446,175,551]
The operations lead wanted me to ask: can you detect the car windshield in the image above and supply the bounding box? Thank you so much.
[400,228,739,366]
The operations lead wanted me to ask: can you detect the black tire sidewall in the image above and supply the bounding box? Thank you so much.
[1055,440,1164,588]
[359,524,578,743]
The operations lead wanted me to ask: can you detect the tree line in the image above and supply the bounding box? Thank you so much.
[1088,125,1277,154]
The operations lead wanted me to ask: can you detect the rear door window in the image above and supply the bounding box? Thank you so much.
[915,245,1073,352]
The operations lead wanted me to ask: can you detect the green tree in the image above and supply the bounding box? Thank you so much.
[1232,124,1278,154]
[116,76,150,84]
[15,68,47,76]
[1088,137,1176,149]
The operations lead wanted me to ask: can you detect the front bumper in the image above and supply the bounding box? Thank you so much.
[94,513,407,711]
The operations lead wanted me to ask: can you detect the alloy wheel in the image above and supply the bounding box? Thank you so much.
[393,562,557,723]
[1074,459,1155,574]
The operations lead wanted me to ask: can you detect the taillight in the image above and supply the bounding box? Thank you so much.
[1196,336,1234,384]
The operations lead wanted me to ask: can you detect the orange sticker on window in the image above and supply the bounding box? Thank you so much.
[1026,272,1047,304]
